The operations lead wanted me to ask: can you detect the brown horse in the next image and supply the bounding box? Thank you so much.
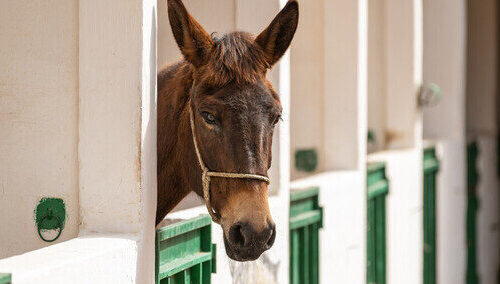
[157,0,298,261]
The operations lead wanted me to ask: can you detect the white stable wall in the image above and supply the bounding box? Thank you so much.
[290,0,325,180]
[423,0,467,283]
[0,0,80,258]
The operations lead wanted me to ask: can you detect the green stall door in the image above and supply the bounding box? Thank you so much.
[423,147,439,284]
[467,142,479,284]
[0,273,11,284]
[289,187,323,284]
[367,162,389,284]
[156,215,216,284]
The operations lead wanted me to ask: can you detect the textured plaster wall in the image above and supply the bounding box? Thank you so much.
[0,0,80,258]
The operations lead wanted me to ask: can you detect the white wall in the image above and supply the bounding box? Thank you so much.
[0,0,80,258]
[423,0,467,283]
[290,0,325,179]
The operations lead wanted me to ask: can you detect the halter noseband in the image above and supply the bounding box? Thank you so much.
[188,100,270,224]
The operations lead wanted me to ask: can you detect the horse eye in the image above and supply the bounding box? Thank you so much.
[201,111,217,125]
[272,114,282,125]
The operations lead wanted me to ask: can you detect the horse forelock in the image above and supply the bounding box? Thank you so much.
[198,32,269,85]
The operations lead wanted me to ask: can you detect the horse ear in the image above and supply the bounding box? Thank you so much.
[167,0,214,67]
[255,0,299,68]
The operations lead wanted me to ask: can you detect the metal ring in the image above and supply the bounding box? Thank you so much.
[37,215,62,243]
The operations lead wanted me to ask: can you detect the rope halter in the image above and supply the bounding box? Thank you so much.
[188,100,270,224]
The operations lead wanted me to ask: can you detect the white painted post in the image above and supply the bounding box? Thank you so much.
[78,0,157,282]
[324,0,368,172]
[423,0,467,283]
[385,0,423,150]
[322,0,368,282]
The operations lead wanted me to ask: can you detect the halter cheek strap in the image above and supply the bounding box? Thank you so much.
[188,101,270,224]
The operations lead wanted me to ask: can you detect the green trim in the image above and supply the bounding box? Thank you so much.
[290,210,323,230]
[0,273,11,284]
[290,187,320,202]
[156,215,211,241]
[158,252,212,279]
[367,162,385,173]
[289,187,323,284]
[423,146,439,284]
[367,180,389,199]
[155,215,215,284]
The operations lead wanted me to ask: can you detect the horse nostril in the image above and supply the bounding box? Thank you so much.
[229,223,246,248]
[265,223,276,248]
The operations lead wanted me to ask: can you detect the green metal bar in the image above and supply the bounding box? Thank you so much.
[375,196,386,284]
[310,223,319,284]
[423,147,439,284]
[190,263,202,284]
[367,162,388,284]
[303,226,310,284]
[367,198,376,283]
[202,261,211,283]
[291,229,300,284]
[158,252,212,279]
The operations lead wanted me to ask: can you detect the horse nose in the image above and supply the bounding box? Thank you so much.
[228,221,276,250]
